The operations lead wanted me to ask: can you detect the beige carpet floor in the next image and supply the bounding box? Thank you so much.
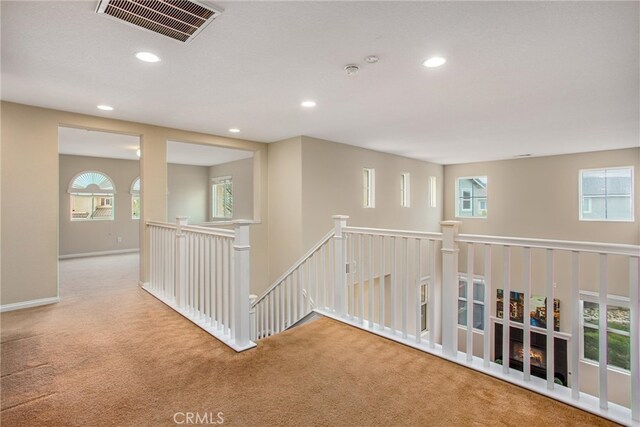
[1,254,616,426]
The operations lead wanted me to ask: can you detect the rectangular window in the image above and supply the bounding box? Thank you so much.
[71,194,114,221]
[363,168,375,208]
[582,299,630,371]
[429,176,437,208]
[211,177,233,219]
[457,275,485,331]
[456,177,488,218]
[132,195,141,219]
[580,167,633,221]
[420,283,429,332]
[401,173,410,207]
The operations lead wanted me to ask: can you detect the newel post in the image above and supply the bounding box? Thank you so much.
[175,216,188,309]
[441,220,460,357]
[233,221,252,348]
[333,215,349,317]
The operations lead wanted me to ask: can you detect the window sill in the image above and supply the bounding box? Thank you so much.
[457,325,485,335]
[579,358,631,376]
[578,218,635,223]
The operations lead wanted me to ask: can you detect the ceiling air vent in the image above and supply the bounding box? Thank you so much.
[96,0,222,43]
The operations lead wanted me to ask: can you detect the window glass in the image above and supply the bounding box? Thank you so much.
[456,177,488,218]
[69,171,115,221]
[212,177,233,219]
[580,167,633,221]
[582,301,630,370]
[457,277,485,330]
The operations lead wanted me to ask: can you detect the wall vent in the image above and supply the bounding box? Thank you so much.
[96,0,222,43]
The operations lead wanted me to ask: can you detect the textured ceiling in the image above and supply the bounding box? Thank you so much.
[3,1,639,164]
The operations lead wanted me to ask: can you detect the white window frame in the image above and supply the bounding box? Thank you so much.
[478,199,487,211]
[363,168,375,208]
[457,274,486,333]
[69,170,116,222]
[578,166,634,222]
[401,172,410,208]
[579,291,631,374]
[429,176,437,208]
[211,176,233,220]
[455,176,488,218]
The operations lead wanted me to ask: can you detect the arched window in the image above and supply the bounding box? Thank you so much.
[131,177,140,220]
[68,171,116,221]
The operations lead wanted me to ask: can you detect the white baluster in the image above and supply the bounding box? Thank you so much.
[415,239,422,344]
[546,249,555,390]
[466,243,474,362]
[571,251,580,399]
[359,234,364,324]
[369,234,374,329]
[630,256,639,422]
[502,245,511,374]
[482,244,491,366]
[391,236,397,335]
[402,237,408,339]
[429,240,436,349]
[598,253,608,408]
[523,247,531,381]
[349,234,355,319]
[379,235,385,331]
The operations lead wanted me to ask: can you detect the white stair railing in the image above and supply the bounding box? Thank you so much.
[253,215,638,426]
[251,228,336,339]
[145,217,255,352]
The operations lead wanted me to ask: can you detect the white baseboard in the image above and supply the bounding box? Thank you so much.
[0,296,60,313]
[59,248,139,260]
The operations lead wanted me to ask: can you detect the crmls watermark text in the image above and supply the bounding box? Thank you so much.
[173,412,224,425]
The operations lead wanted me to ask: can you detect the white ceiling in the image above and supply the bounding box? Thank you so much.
[4,1,639,164]
[59,126,252,166]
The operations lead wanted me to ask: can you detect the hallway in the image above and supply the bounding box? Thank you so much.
[1,254,615,426]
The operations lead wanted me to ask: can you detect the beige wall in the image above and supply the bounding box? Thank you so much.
[267,137,303,283]
[59,155,140,256]
[1,102,268,305]
[167,163,209,224]
[209,157,254,221]
[444,148,639,244]
[300,136,444,251]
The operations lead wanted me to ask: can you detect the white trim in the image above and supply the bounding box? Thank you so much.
[58,248,139,260]
[0,297,60,312]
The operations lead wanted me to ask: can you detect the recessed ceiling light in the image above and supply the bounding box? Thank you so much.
[301,101,316,108]
[229,128,240,133]
[97,105,114,111]
[364,55,379,64]
[422,56,446,68]
[135,52,161,63]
